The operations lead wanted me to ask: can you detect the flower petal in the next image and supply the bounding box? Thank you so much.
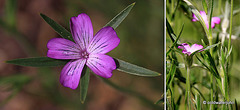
[192,11,207,22]
[183,51,192,56]
[178,43,190,50]
[199,11,210,29]
[60,59,86,89]
[212,17,221,24]
[87,26,120,54]
[192,13,198,22]
[178,43,192,55]
[178,43,203,56]
[190,44,203,53]
[70,13,93,50]
[199,11,207,19]
[47,38,81,59]
[86,54,116,78]
[211,17,221,28]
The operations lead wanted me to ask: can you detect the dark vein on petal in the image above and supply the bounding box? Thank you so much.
[92,44,108,53]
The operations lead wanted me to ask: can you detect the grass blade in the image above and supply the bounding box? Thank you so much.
[202,0,208,13]
[166,19,181,44]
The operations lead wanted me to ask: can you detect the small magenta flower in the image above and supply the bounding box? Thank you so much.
[47,13,120,89]
[192,11,221,29]
[178,43,203,56]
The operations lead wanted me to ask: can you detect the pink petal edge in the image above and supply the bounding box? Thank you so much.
[47,38,81,59]
[190,44,203,53]
[70,13,94,50]
[87,26,120,54]
[86,54,116,78]
[60,59,86,89]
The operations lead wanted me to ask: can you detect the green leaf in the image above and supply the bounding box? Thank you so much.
[196,93,201,110]
[80,66,90,103]
[170,0,181,21]
[197,53,220,80]
[196,55,211,72]
[202,0,208,13]
[168,88,176,110]
[203,42,220,50]
[114,58,160,77]
[166,58,177,89]
[176,95,182,110]
[166,19,181,45]
[40,13,73,41]
[40,2,135,40]
[6,57,160,77]
[6,57,68,67]
[235,99,238,110]
[192,86,208,108]
[208,0,214,35]
[166,23,184,56]
[206,51,220,79]
[104,2,135,29]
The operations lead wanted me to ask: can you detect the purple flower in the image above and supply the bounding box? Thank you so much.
[178,43,203,56]
[192,11,221,29]
[47,13,120,89]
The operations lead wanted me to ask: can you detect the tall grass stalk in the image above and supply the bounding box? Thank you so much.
[208,0,214,109]
[228,0,233,52]
[225,0,233,109]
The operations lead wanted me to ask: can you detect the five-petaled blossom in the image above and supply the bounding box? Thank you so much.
[192,11,221,29]
[178,43,203,56]
[47,13,120,89]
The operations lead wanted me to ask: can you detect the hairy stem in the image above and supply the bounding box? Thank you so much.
[228,0,233,52]
[185,66,191,110]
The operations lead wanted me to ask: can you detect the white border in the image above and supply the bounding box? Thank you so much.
[164,0,166,109]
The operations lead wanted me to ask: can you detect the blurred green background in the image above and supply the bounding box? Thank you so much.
[0,0,164,110]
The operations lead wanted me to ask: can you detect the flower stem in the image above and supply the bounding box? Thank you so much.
[209,32,214,110]
[209,1,214,109]
[208,17,214,110]
[185,66,191,110]
[228,0,233,52]
[225,0,233,109]
[210,73,214,110]
[218,0,222,15]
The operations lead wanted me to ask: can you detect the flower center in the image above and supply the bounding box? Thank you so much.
[81,51,89,59]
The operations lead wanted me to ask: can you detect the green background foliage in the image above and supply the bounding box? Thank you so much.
[167,0,240,109]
